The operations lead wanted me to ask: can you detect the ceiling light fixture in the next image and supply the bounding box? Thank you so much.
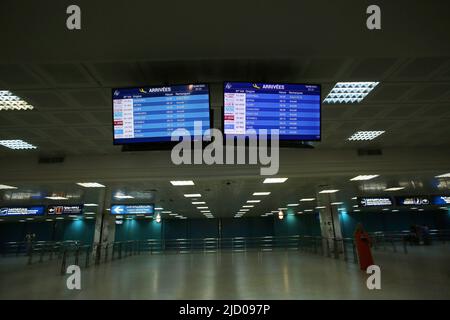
[263,177,288,184]
[319,189,339,194]
[384,187,405,191]
[170,180,194,186]
[348,131,385,141]
[435,173,450,178]
[350,175,379,181]
[0,90,34,110]
[323,82,379,104]
[253,192,271,196]
[0,184,17,189]
[184,194,201,198]
[247,200,261,203]
[114,195,134,199]
[76,182,105,188]
[299,198,315,202]
[0,139,37,150]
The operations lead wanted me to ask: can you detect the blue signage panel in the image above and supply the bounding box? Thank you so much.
[223,82,321,141]
[47,205,84,215]
[357,197,393,207]
[431,196,450,205]
[0,206,45,216]
[113,84,211,144]
[110,204,155,215]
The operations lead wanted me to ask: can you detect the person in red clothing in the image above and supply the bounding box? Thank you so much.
[354,223,374,271]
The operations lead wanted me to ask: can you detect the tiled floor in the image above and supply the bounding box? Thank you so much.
[1,244,449,299]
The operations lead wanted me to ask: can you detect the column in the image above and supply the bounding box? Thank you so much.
[316,190,344,258]
[92,188,115,259]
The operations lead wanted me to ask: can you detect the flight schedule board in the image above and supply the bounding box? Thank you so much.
[223,82,321,141]
[113,84,211,144]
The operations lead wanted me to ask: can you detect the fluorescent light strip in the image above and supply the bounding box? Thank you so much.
[316,206,326,209]
[170,180,194,186]
[253,192,271,196]
[319,189,339,194]
[435,173,450,178]
[331,202,343,205]
[384,187,405,191]
[197,206,208,209]
[247,200,261,203]
[287,204,299,207]
[0,139,37,150]
[242,205,254,208]
[350,175,379,181]
[263,177,288,184]
[0,184,17,189]
[192,201,205,205]
[299,198,315,202]
[45,196,68,200]
[76,182,105,188]
[323,82,379,104]
[114,195,134,199]
[184,194,201,198]
[348,131,385,141]
[83,203,98,207]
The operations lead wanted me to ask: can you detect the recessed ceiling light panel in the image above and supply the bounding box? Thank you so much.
[0,91,34,111]
[348,131,385,141]
[323,82,379,104]
[350,175,379,181]
[170,180,194,186]
[0,139,37,150]
[76,182,105,188]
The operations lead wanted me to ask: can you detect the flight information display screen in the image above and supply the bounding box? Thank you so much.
[223,82,321,141]
[113,84,211,144]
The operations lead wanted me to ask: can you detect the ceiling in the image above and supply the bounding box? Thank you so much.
[0,0,449,220]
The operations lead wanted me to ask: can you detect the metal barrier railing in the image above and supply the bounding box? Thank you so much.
[2,229,449,275]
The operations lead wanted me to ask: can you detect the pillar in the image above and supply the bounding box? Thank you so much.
[316,190,344,257]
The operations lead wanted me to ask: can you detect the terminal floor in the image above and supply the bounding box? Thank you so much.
[0,245,449,299]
